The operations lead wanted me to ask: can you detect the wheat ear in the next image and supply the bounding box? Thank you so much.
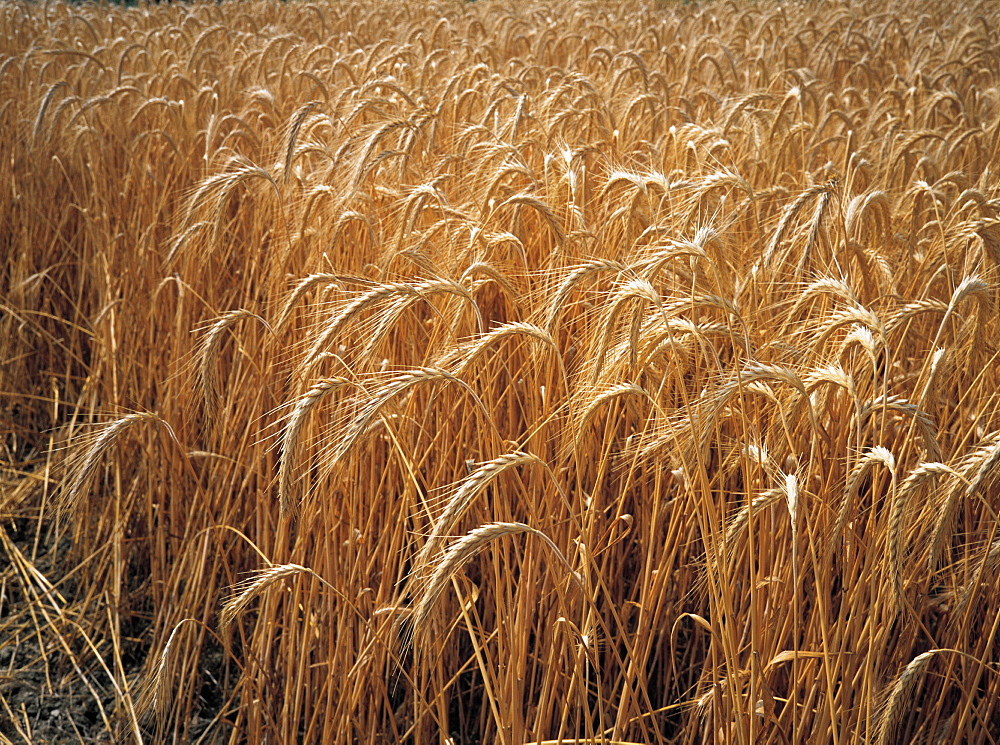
[954,538,1000,618]
[278,378,350,517]
[573,383,657,453]
[332,367,486,467]
[283,100,321,183]
[136,618,198,725]
[875,650,936,745]
[63,412,174,511]
[545,258,626,333]
[928,433,1000,572]
[591,278,663,383]
[439,321,556,375]
[302,279,476,371]
[274,273,344,330]
[196,309,271,419]
[412,522,579,641]
[829,446,896,563]
[413,451,544,573]
[219,563,310,631]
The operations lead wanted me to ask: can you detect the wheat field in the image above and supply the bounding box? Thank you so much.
[2,0,1000,743]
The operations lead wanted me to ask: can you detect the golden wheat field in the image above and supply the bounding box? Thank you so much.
[2,0,1000,742]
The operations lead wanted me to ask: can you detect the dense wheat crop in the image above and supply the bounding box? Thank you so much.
[2,0,1000,742]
